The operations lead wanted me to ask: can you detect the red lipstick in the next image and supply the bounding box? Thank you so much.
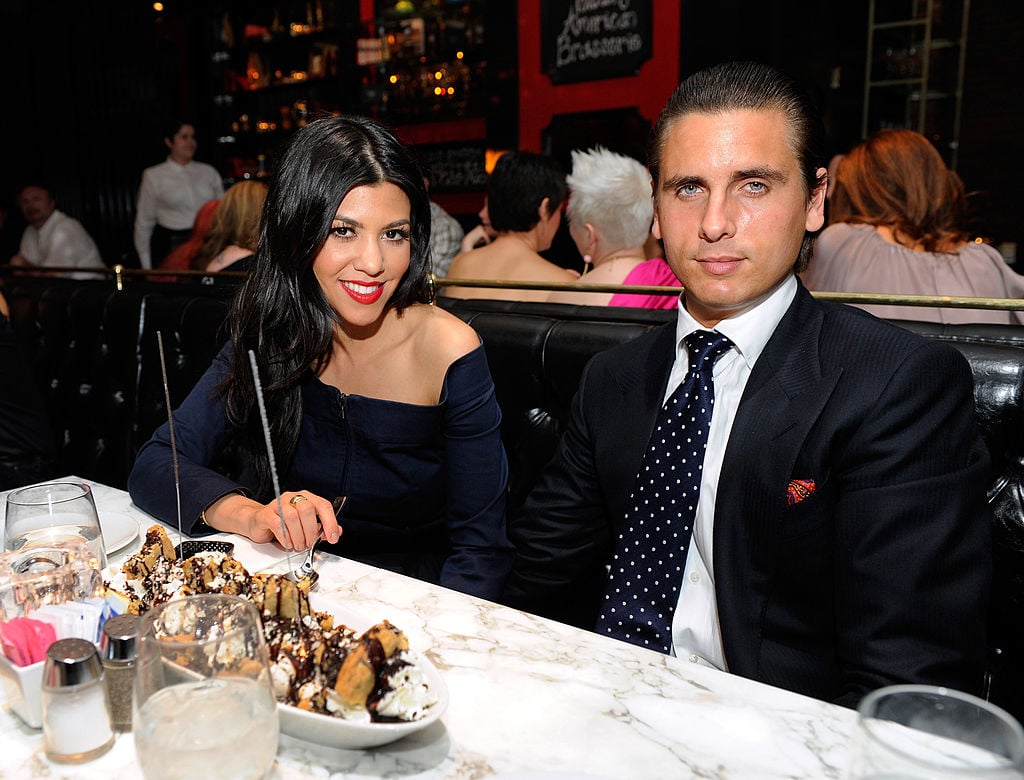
[341,281,385,305]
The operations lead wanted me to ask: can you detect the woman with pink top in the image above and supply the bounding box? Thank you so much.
[547,146,681,309]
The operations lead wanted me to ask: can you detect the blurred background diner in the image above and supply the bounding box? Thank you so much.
[193,179,267,273]
[443,150,577,301]
[546,146,680,309]
[8,183,106,279]
[159,197,220,271]
[133,120,225,270]
[803,128,1024,324]
[0,1,1014,295]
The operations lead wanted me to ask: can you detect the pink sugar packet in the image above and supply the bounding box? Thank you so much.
[0,617,57,667]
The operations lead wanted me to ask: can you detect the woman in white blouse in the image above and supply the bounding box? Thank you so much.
[133,120,224,269]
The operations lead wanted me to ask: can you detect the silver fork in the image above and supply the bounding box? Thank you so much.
[291,496,345,583]
[296,531,322,580]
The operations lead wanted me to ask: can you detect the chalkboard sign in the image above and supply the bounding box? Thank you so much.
[541,0,652,85]
[418,143,488,193]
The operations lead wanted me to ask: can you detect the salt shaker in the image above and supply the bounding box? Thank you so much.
[41,638,115,763]
[100,614,138,731]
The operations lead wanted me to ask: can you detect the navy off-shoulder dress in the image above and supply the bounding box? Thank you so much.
[127,341,513,600]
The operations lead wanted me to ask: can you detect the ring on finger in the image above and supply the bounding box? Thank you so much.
[289,495,308,507]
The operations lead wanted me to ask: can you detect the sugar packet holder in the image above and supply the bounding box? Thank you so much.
[0,538,106,728]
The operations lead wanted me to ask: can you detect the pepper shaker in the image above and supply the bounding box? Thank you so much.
[100,614,139,731]
[42,638,115,763]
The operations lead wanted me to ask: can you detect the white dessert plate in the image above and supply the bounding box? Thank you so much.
[275,603,447,749]
[100,512,140,554]
[276,650,447,749]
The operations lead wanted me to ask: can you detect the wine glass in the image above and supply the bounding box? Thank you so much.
[4,482,107,570]
[846,685,1024,779]
[133,594,279,779]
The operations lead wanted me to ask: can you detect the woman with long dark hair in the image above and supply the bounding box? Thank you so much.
[129,116,513,599]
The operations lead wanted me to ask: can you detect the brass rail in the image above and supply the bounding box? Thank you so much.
[436,276,1024,311]
[3,266,1023,312]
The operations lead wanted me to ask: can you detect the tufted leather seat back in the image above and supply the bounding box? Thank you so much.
[133,293,232,454]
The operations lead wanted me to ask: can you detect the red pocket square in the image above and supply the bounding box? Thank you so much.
[786,479,816,506]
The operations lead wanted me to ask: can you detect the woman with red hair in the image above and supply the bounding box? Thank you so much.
[803,128,1024,324]
[159,198,220,271]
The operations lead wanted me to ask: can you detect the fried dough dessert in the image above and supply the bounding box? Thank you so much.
[107,525,436,722]
[121,525,176,580]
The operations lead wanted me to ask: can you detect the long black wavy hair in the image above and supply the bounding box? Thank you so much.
[221,115,433,498]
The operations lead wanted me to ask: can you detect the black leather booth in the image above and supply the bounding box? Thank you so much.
[4,277,1022,719]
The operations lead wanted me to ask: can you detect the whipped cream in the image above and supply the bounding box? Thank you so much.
[373,651,438,721]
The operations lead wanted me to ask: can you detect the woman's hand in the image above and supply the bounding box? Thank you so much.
[203,491,343,550]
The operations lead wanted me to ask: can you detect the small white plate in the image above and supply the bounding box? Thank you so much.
[275,602,447,749]
[276,651,447,749]
[100,512,140,554]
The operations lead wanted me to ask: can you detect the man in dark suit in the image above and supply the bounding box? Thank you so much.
[502,61,991,708]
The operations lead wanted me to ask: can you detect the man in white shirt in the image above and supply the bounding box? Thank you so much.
[10,184,106,279]
[133,121,224,269]
[503,62,991,708]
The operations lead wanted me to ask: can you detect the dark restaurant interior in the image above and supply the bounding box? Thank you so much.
[0,0,1019,269]
[3,3,1024,771]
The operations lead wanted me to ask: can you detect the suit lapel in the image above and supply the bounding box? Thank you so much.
[601,324,676,527]
[725,285,839,475]
[714,285,844,675]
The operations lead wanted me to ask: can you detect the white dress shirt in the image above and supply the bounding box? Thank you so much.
[667,275,798,669]
[19,210,105,279]
[133,157,224,269]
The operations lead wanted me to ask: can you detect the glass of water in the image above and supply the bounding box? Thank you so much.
[846,684,1024,779]
[4,481,107,570]
[133,594,279,779]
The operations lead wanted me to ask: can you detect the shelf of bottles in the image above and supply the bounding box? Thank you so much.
[206,0,489,184]
[207,1,353,183]
[357,1,487,126]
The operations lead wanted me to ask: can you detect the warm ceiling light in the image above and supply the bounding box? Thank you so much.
[153,2,164,10]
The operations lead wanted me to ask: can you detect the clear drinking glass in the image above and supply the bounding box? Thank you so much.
[133,594,279,780]
[4,482,107,570]
[846,685,1024,779]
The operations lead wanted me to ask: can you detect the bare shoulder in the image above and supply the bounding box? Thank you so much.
[580,262,631,284]
[535,255,580,281]
[447,248,481,278]
[404,303,480,363]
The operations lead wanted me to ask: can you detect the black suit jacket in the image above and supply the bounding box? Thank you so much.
[503,282,992,707]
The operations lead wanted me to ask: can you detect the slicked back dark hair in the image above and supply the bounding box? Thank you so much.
[487,151,567,233]
[222,114,432,498]
[649,61,827,271]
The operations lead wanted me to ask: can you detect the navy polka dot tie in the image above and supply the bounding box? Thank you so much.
[595,330,734,653]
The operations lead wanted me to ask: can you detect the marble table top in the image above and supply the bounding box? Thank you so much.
[0,479,858,778]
